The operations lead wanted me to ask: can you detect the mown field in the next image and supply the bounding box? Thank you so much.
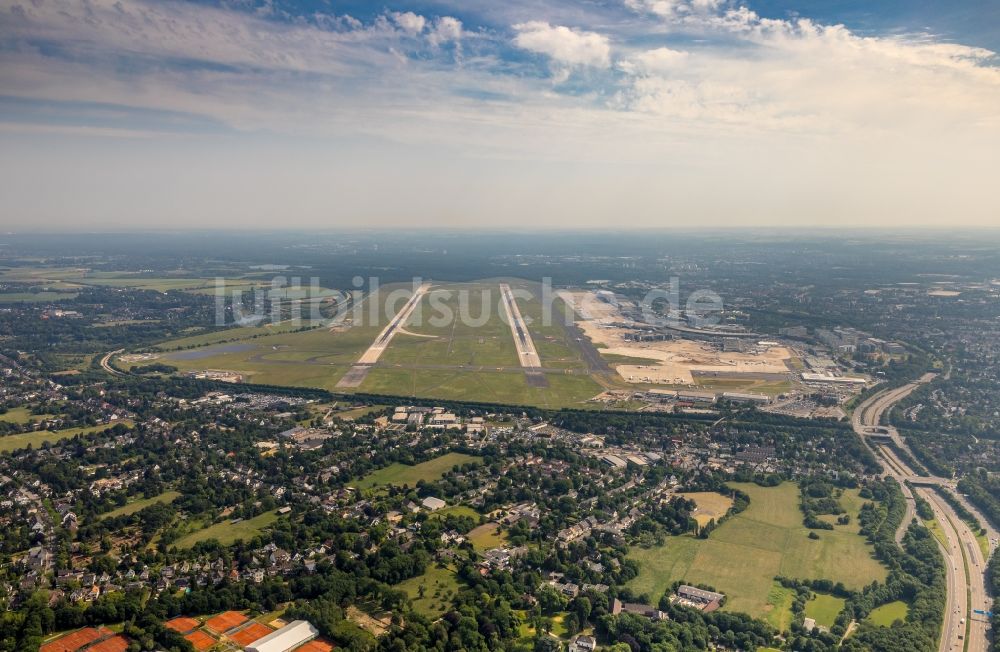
[626,483,887,619]
[805,593,846,628]
[144,280,606,408]
[394,564,460,618]
[468,523,507,551]
[677,491,734,527]
[866,600,909,626]
[0,406,55,424]
[173,510,278,548]
[98,491,181,520]
[354,452,481,490]
[0,421,133,453]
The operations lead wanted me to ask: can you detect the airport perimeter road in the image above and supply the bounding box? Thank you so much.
[852,375,994,652]
[499,283,541,369]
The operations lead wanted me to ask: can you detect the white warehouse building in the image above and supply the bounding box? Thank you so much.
[246,621,319,652]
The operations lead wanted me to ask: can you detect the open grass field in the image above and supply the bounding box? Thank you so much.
[0,291,78,302]
[626,482,887,619]
[677,491,734,527]
[173,510,278,549]
[149,280,605,407]
[764,582,795,631]
[354,452,480,490]
[515,611,572,641]
[0,421,133,453]
[866,600,909,626]
[431,505,480,521]
[394,564,461,618]
[805,593,846,628]
[98,491,181,520]
[468,523,508,551]
[0,406,55,424]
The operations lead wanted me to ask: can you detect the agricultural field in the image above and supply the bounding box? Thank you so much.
[353,453,480,490]
[866,600,909,626]
[98,491,181,520]
[143,280,606,407]
[394,564,460,618]
[0,421,133,453]
[805,593,846,629]
[173,510,278,549]
[626,482,887,618]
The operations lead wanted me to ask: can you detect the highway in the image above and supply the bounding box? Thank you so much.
[99,349,125,376]
[852,374,994,652]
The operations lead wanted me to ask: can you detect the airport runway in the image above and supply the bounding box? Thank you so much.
[336,283,430,388]
[499,283,542,369]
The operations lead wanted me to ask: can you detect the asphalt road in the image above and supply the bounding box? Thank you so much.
[851,376,994,652]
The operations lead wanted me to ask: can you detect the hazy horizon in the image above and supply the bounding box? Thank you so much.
[2,0,999,229]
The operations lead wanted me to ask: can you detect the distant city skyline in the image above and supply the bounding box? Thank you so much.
[1,0,998,229]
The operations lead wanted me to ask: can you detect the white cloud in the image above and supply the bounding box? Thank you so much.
[428,16,463,46]
[618,47,689,75]
[2,0,1000,228]
[391,11,427,36]
[512,21,611,68]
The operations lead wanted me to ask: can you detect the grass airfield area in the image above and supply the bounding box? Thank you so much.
[627,483,887,620]
[140,280,608,407]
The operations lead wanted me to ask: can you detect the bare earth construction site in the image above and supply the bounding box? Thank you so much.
[558,290,800,395]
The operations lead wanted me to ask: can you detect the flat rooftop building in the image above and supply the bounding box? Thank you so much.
[245,621,318,652]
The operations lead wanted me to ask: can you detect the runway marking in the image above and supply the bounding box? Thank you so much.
[336,283,431,388]
[499,283,542,369]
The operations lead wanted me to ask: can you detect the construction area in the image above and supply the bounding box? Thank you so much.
[558,290,798,391]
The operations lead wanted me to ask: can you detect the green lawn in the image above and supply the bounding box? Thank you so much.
[468,523,508,551]
[394,564,460,617]
[173,510,278,548]
[764,581,795,631]
[153,281,605,407]
[99,491,181,520]
[515,611,571,640]
[0,421,133,453]
[626,482,887,618]
[0,291,78,303]
[431,505,481,521]
[0,407,55,424]
[354,453,481,490]
[867,600,909,627]
[805,593,846,629]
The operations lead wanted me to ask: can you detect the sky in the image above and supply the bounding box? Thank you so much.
[1,0,998,230]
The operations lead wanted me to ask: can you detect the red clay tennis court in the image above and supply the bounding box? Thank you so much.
[165,617,200,634]
[86,636,129,652]
[40,627,114,652]
[294,639,334,652]
[229,623,275,646]
[205,611,248,633]
[184,631,217,651]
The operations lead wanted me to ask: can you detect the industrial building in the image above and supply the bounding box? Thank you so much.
[421,496,446,511]
[245,621,318,652]
[721,392,772,405]
[801,373,867,385]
